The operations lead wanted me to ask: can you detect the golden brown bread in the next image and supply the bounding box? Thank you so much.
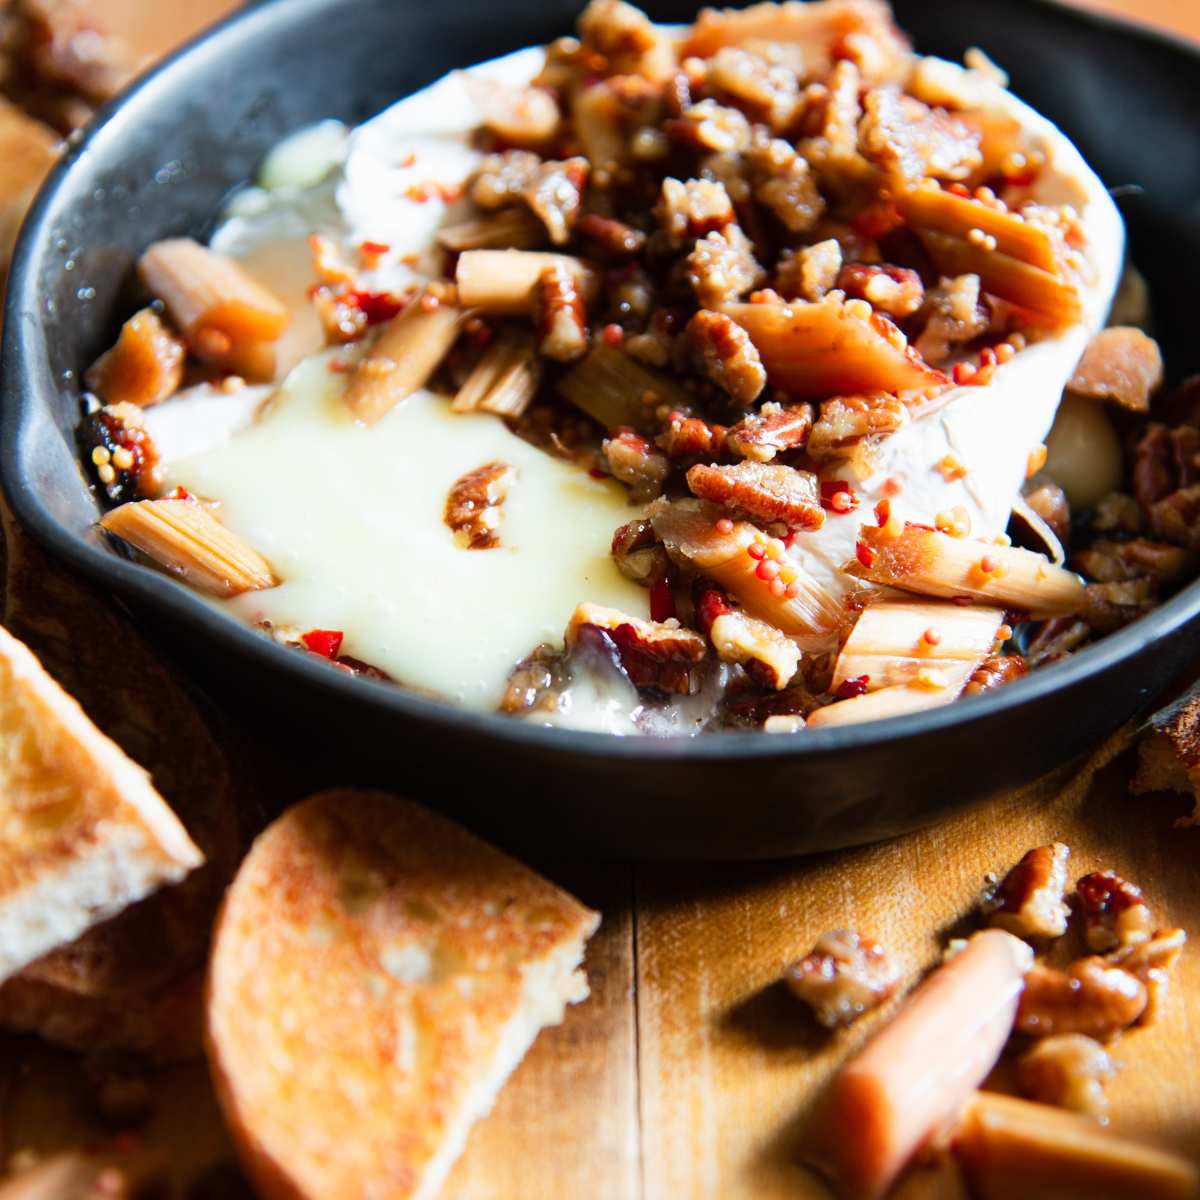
[1131,685,1200,826]
[206,790,600,1200]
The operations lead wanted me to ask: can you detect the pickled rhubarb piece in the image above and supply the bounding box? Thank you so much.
[453,329,541,418]
[806,672,972,727]
[557,344,687,433]
[455,250,597,316]
[708,609,800,689]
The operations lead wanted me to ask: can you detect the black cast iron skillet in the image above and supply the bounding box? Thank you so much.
[3,0,1199,859]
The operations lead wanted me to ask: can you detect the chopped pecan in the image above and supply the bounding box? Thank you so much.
[1021,476,1071,546]
[533,262,590,362]
[444,461,516,549]
[984,843,1071,940]
[725,401,814,462]
[776,240,843,302]
[799,60,872,196]
[470,149,541,209]
[565,602,707,694]
[611,517,667,584]
[657,411,727,458]
[1017,1034,1115,1121]
[665,98,753,153]
[859,85,982,183]
[1148,483,1200,552]
[577,213,646,258]
[1132,423,1200,509]
[808,393,908,458]
[1107,927,1186,1025]
[84,308,185,409]
[686,461,825,530]
[577,0,674,80]
[836,263,925,320]
[784,930,901,1028]
[709,608,800,689]
[1091,492,1144,535]
[1068,327,1163,413]
[656,176,736,247]
[524,157,589,245]
[78,403,162,504]
[706,47,800,131]
[1016,958,1147,1040]
[962,653,1028,696]
[500,643,567,714]
[1024,617,1092,667]
[746,136,825,234]
[914,273,990,365]
[1076,871,1154,953]
[464,76,561,149]
[602,429,670,502]
[1073,538,1195,588]
[687,309,767,406]
[1082,579,1156,633]
[686,225,766,308]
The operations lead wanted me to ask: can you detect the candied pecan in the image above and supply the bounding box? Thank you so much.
[707,47,800,131]
[784,930,901,1028]
[470,149,541,209]
[709,608,800,689]
[1024,617,1091,667]
[697,149,752,206]
[776,240,843,302]
[859,85,982,183]
[836,263,924,319]
[808,393,908,458]
[577,0,674,80]
[1083,579,1156,633]
[78,403,162,505]
[444,461,516,549]
[686,225,765,308]
[524,157,589,245]
[962,653,1028,696]
[1073,538,1195,588]
[914,273,990,365]
[1068,327,1163,413]
[1132,423,1200,509]
[1092,492,1144,535]
[687,309,767,406]
[602,429,670,502]
[665,98,753,153]
[1016,958,1147,1040]
[1107,927,1186,1025]
[534,262,590,362]
[656,176,735,247]
[84,308,185,409]
[611,517,667,584]
[566,602,707,694]
[1021,476,1071,545]
[726,401,814,462]
[500,643,566,714]
[799,60,872,196]
[686,461,824,530]
[1076,871,1153,953]
[1017,1034,1114,1121]
[606,265,657,325]
[577,213,646,258]
[746,136,825,235]
[657,411,727,458]
[984,843,1071,940]
[1148,484,1200,552]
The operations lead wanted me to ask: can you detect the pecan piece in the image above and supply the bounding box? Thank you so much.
[1016,958,1147,1040]
[611,517,667,584]
[577,0,674,81]
[686,309,766,406]
[808,393,908,458]
[725,401,814,462]
[565,601,707,694]
[1021,476,1071,545]
[85,308,185,409]
[1024,617,1092,667]
[524,157,589,245]
[78,402,162,504]
[914,273,990,365]
[784,930,901,1028]
[1017,1034,1115,1121]
[1073,538,1196,588]
[859,85,982,183]
[444,461,516,549]
[706,47,800,132]
[1133,424,1200,509]
[709,608,800,689]
[837,263,925,320]
[533,262,590,362]
[776,240,843,303]
[576,213,646,258]
[1092,491,1144,535]
[656,411,727,458]
[686,461,824,530]
[746,136,825,235]
[1068,327,1163,413]
[665,99,753,153]
[1107,927,1186,1025]
[656,176,735,247]
[470,149,541,209]
[962,653,1028,696]
[985,843,1071,940]
[1076,871,1154,953]
[1148,483,1200,552]
[686,225,765,308]
[1082,579,1156,633]
[602,429,670,502]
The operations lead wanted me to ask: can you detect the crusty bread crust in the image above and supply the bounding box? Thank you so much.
[0,623,202,982]
[1132,688,1200,826]
[206,790,599,1200]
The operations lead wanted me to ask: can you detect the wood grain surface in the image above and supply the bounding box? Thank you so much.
[0,2,1199,1199]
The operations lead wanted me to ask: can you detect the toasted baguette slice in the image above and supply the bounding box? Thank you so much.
[1132,684,1200,827]
[0,623,202,982]
[207,790,600,1200]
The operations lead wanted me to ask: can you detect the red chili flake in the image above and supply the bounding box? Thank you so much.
[694,584,731,634]
[881,475,903,497]
[820,479,859,514]
[437,182,464,204]
[855,541,877,568]
[360,240,390,256]
[850,199,903,239]
[951,595,974,606]
[873,497,891,526]
[649,579,676,622]
[302,629,344,659]
[349,289,408,325]
[835,674,870,699]
[167,486,194,502]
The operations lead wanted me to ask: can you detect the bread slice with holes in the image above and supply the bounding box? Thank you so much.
[206,789,600,1200]
[0,622,202,982]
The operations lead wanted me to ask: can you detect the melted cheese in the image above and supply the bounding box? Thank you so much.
[163,354,647,709]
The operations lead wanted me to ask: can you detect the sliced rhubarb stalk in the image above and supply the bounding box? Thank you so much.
[437,209,546,253]
[100,498,276,597]
[808,929,1033,1200]
[709,610,801,689]
[806,671,972,727]
[558,344,687,433]
[454,250,597,316]
[453,329,542,417]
